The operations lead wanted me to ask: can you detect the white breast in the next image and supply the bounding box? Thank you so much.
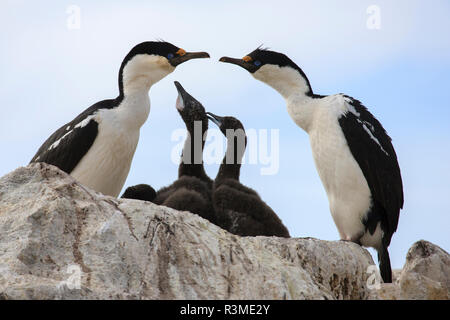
[289,95,372,241]
[71,94,150,197]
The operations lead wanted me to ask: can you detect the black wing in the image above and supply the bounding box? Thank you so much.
[30,99,119,174]
[338,95,403,242]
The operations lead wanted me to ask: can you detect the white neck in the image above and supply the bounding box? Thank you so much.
[121,54,175,96]
[253,64,317,133]
[286,93,317,132]
[115,91,150,129]
[252,64,311,100]
[123,76,153,96]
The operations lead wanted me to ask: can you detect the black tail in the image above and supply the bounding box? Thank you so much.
[378,246,392,283]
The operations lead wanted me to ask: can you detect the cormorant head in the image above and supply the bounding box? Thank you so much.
[205,112,244,136]
[119,41,209,95]
[174,81,208,133]
[219,47,312,98]
[206,112,247,169]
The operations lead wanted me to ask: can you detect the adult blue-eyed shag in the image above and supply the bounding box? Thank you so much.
[220,48,403,282]
[31,41,209,197]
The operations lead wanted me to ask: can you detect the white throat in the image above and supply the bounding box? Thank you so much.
[122,54,175,96]
[116,92,151,129]
[253,64,316,132]
[252,64,311,100]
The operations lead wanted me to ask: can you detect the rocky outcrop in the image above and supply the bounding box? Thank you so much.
[373,240,449,300]
[0,163,448,300]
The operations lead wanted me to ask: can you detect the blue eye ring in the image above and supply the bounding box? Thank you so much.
[167,53,174,59]
[254,60,262,66]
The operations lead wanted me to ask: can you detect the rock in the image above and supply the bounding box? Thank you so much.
[0,163,376,300]
[371,241,449,300]
[372,283,402,300]
[398,271,447,300]
[403,240,449,290]
[1,164,448,300]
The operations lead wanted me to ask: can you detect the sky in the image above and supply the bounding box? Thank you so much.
[0,0,449,269]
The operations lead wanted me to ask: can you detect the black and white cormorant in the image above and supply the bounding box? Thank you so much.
[219,48,403,282]
[206,112,290,238]
[30,41,209,197]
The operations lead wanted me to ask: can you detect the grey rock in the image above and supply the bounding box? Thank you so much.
[0,163,447,300]
[0,163,377,300]
[402,240,449,289]
[370,241,449,300]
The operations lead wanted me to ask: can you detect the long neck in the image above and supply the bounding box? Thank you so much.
[118,55,174,97]
[122,76,153,96]
[216,133,246,184]
[115,91,150,129]
[178,120,210,182]
[253,65,313,100]
[119,70,166,97]
[255,65,317,132]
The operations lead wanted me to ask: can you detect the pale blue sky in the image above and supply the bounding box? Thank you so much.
[1,0,449,268]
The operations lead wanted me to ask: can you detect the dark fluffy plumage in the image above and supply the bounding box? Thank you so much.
[121,184,156,202]
[154,82,214,222]
[153,175,214,222]
[122,82,214,223]
[207,113,290,238]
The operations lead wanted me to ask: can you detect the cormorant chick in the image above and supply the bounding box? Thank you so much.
[151,82,214,222]
[206,112,290,237]
[121,184,156,201]
[121,82,214,223]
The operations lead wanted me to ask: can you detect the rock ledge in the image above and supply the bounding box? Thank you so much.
[0,164,448,300]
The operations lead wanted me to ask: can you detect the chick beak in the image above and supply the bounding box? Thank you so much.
[206,112,224,127]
